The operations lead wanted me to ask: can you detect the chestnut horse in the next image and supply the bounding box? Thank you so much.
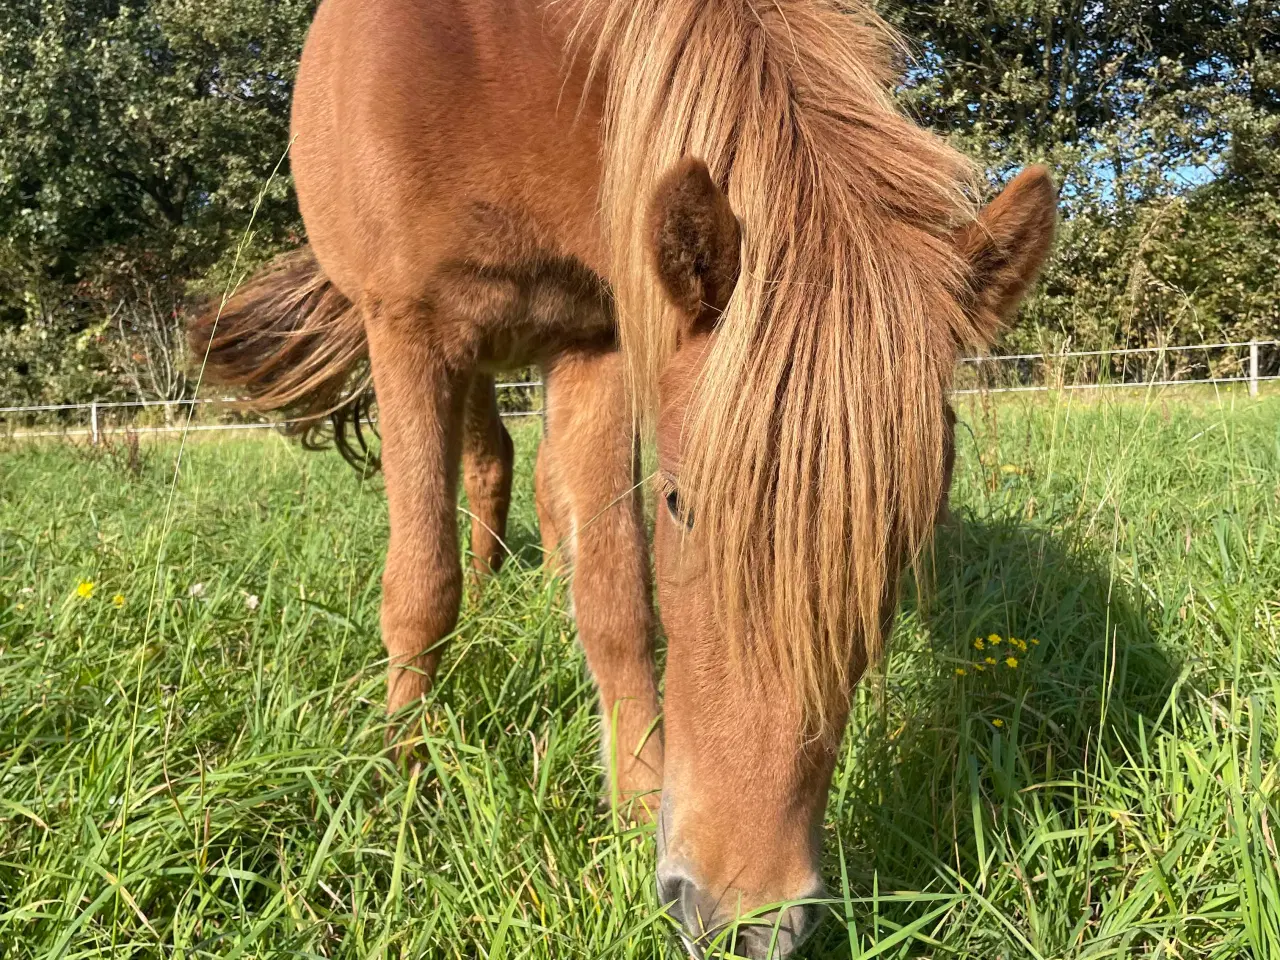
[191,0,1056,954]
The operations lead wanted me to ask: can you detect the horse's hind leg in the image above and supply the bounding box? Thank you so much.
[542,348,663,816]
[364,300,468,735]
[534,437,566,576]
[462,374,515,578]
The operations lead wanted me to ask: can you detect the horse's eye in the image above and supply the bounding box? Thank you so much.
[665,486,694,530]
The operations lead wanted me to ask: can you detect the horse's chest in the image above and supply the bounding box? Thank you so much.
[426,205,617,370]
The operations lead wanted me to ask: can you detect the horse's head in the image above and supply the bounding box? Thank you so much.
[645,158,1056,957]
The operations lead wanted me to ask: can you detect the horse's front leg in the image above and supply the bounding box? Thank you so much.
[364,300,468,744]
[541,348,663,817]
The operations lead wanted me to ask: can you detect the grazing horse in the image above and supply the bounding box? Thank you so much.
[191,0,1056,954]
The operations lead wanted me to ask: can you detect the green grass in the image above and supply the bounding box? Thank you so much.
[1,388,1278,958]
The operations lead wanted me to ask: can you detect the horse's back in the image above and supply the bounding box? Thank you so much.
[292,0,607,306]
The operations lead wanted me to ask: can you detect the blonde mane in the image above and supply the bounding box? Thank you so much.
[576,0,988,726]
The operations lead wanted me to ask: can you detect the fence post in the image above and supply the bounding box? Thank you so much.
[1249,340,1259,398]
[90,402,100,445]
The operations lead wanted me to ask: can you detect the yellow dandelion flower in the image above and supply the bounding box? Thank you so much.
[955,667,966,676]
[973,638,985,650]
[112,594,125,609]
[985,656,997,665]
[1030,638,1040,645]
[76,580,95,599]
[1006,656,1019,669]
[987,633,1001,646]
[974,663,986,672]
[15,603,24,611]
[992,718,1004,727]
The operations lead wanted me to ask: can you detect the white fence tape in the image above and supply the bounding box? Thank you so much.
[2,339,1274,442]
[956,339,1278,364]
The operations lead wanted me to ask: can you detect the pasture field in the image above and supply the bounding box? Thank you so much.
[1,389,1278,959]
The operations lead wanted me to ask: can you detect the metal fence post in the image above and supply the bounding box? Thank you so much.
[90,402,100,445]
[1249,340,1259,398]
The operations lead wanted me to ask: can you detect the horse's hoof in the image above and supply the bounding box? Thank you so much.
[383,720,425,768]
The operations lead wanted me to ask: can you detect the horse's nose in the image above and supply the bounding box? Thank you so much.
[657,866,824,958]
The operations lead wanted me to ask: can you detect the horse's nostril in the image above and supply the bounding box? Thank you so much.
[657,868,703,932]
[728,900,824,958]
[657,866,716,956]
[656,866,685,910]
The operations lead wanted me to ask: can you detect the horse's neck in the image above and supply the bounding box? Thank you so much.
[293,0,612,304]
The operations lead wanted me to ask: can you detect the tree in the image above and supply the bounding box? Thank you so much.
[885,0,1280,353]
[0,0,313,403]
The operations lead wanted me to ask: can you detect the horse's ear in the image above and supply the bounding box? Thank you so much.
[954,166,1057,347]
[647,158,741,331]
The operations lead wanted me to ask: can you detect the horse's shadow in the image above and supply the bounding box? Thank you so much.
[808,513,1177,954]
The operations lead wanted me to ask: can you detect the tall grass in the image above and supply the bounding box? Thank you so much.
[1,388,1277,958]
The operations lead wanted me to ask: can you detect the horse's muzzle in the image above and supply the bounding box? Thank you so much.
[657,865,824,958]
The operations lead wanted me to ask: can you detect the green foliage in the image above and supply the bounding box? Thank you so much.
[0,0,308,269]
[1,396,1278,956]
[0,0,312,402]
[887,0,1280,351]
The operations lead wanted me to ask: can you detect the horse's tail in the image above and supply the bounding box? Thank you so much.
[186,248,379,471]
